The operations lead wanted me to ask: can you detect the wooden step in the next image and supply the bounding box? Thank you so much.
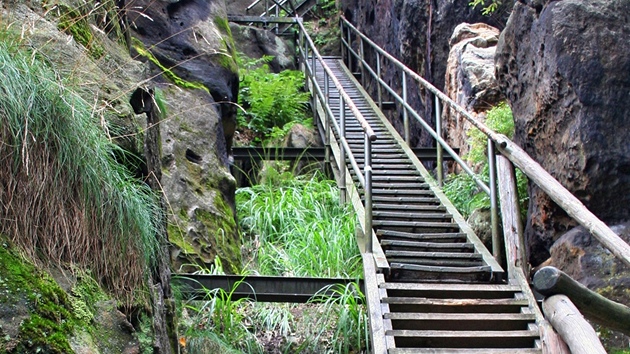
[371,182,430,189]
[377,230,465,242]
[372,196,441,204]
[373,211,452,220]
[379,283,522,299]
[389,349,542,354]
[381,240,473,252]
[387,329,540,349]
[383,296,529,314]
[389,263,491,274]
[385,312,537,331]
[371,189,436,197]
[373,220,459,230]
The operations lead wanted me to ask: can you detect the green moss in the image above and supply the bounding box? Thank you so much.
[69,271,108,324]
[213,16,238,73]
[57,8,105,60]
[132,38,210,93]
[194,196,241,273]
[0,242,79,353]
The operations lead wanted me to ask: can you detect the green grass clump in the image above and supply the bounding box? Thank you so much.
[0,39,161,301]
[443,102,528,218]
[237,169,362,278]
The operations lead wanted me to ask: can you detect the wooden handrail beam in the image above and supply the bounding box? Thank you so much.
[534,266,630,336]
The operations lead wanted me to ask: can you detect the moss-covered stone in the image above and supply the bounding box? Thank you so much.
[0,241,76,353]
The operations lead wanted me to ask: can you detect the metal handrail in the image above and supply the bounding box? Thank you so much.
[339,16,630,269]
[296,19,377,253]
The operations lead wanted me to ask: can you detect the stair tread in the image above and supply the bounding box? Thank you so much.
[388,348,542,353]
[383,297,530,306]
[390,263,492,273]
[382,240,473,250]
[386,329,540,338]
[385,313,536,321]
[377,230,465,240]
[374,211,452,219]
[385,251,482,259]
[380,283,522,292]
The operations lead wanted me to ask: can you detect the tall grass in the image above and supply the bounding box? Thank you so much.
[0,39,161,301]
[236,169,362,278]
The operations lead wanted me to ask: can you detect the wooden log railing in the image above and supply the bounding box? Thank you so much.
[534,266,630,336]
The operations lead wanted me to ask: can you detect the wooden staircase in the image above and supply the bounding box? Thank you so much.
[314,58,544,353]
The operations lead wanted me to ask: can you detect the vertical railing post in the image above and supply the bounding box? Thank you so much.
[488,139,503,266]
[346,27,352,73]
[402,71,410,145]
[359,37,365,87]
[376,52,382,109]
[274,3,279,33]
[324,71,331,177]
[340,19,345,66]
[435,95,443,186]
[339,93,347,204]
[264,0,269,16]
[364,134,373,253]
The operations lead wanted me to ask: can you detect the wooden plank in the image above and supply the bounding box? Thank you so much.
[377,230,464,239]
[374,220,458,228]
[497,155,526,276]
[380,282,521,292]
[385,251,482,259]
[386,258,483,267]
[363,253,388,354]
[374,211,452,219]
[386,329,540,338]
[533,266,630,336]
[542,295,606,354]
[383,297,529,306]
[390,263,491,274]
[496,137,630,268]
[381,240,472,250]
[227,15,298,23]
[538,320,570,354]
[389,349,541,354]
[385,313,536,321]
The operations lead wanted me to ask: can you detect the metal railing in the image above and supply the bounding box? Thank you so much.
[339,15,630,272]
[340,16,502,262]
[296,19,378,253]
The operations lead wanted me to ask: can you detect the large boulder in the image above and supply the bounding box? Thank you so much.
[340,0,512,147]
[127,0,242,272]
[442,22,503,161]
[495,0,630,265]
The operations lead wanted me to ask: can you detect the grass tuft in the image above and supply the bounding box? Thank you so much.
[0,38,162,302]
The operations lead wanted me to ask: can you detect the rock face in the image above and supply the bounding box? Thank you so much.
[340,0,512,147]
[230,23,296,72]
[442,23,503,160]
[495,0,630,265]
[549,224,630,305]
[127,0,242,272]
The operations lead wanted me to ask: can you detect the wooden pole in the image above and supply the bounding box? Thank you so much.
[496,136,630,268]
[534,266,630,336]
[496,155,526,275]
[538,320,571,354]
[543,295,606,354]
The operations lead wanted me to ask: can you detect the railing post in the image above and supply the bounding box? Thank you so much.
[324,71,331,176]
[402,71,410,145]
[346,27,352,73]
[488,139,503,266]
[339,92,347,204]
[264,0,269,16]
[376,52,382,109]
[360,37,366,87]
[435,95,443,186]
[340,19,345,66]
[365,134,373,253]
[274,3,279,33]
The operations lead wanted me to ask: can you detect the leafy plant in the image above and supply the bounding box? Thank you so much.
[469,0,503,15]
[237,54,311,144]
[443,102,528,218]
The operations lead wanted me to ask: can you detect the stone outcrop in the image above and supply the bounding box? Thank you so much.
[340,0,512,147]
[230,23,296,72]
[442,22,503,161]
[127,0,242,272]
[495,0,630,265]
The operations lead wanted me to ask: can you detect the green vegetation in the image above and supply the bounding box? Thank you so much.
[237,169,362,278]
[469,0,503,15]
[0,241,77,353]
[443,102,528,217]
[178,169,366,353]
[0,38,161,301]
[237,55,312,145]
